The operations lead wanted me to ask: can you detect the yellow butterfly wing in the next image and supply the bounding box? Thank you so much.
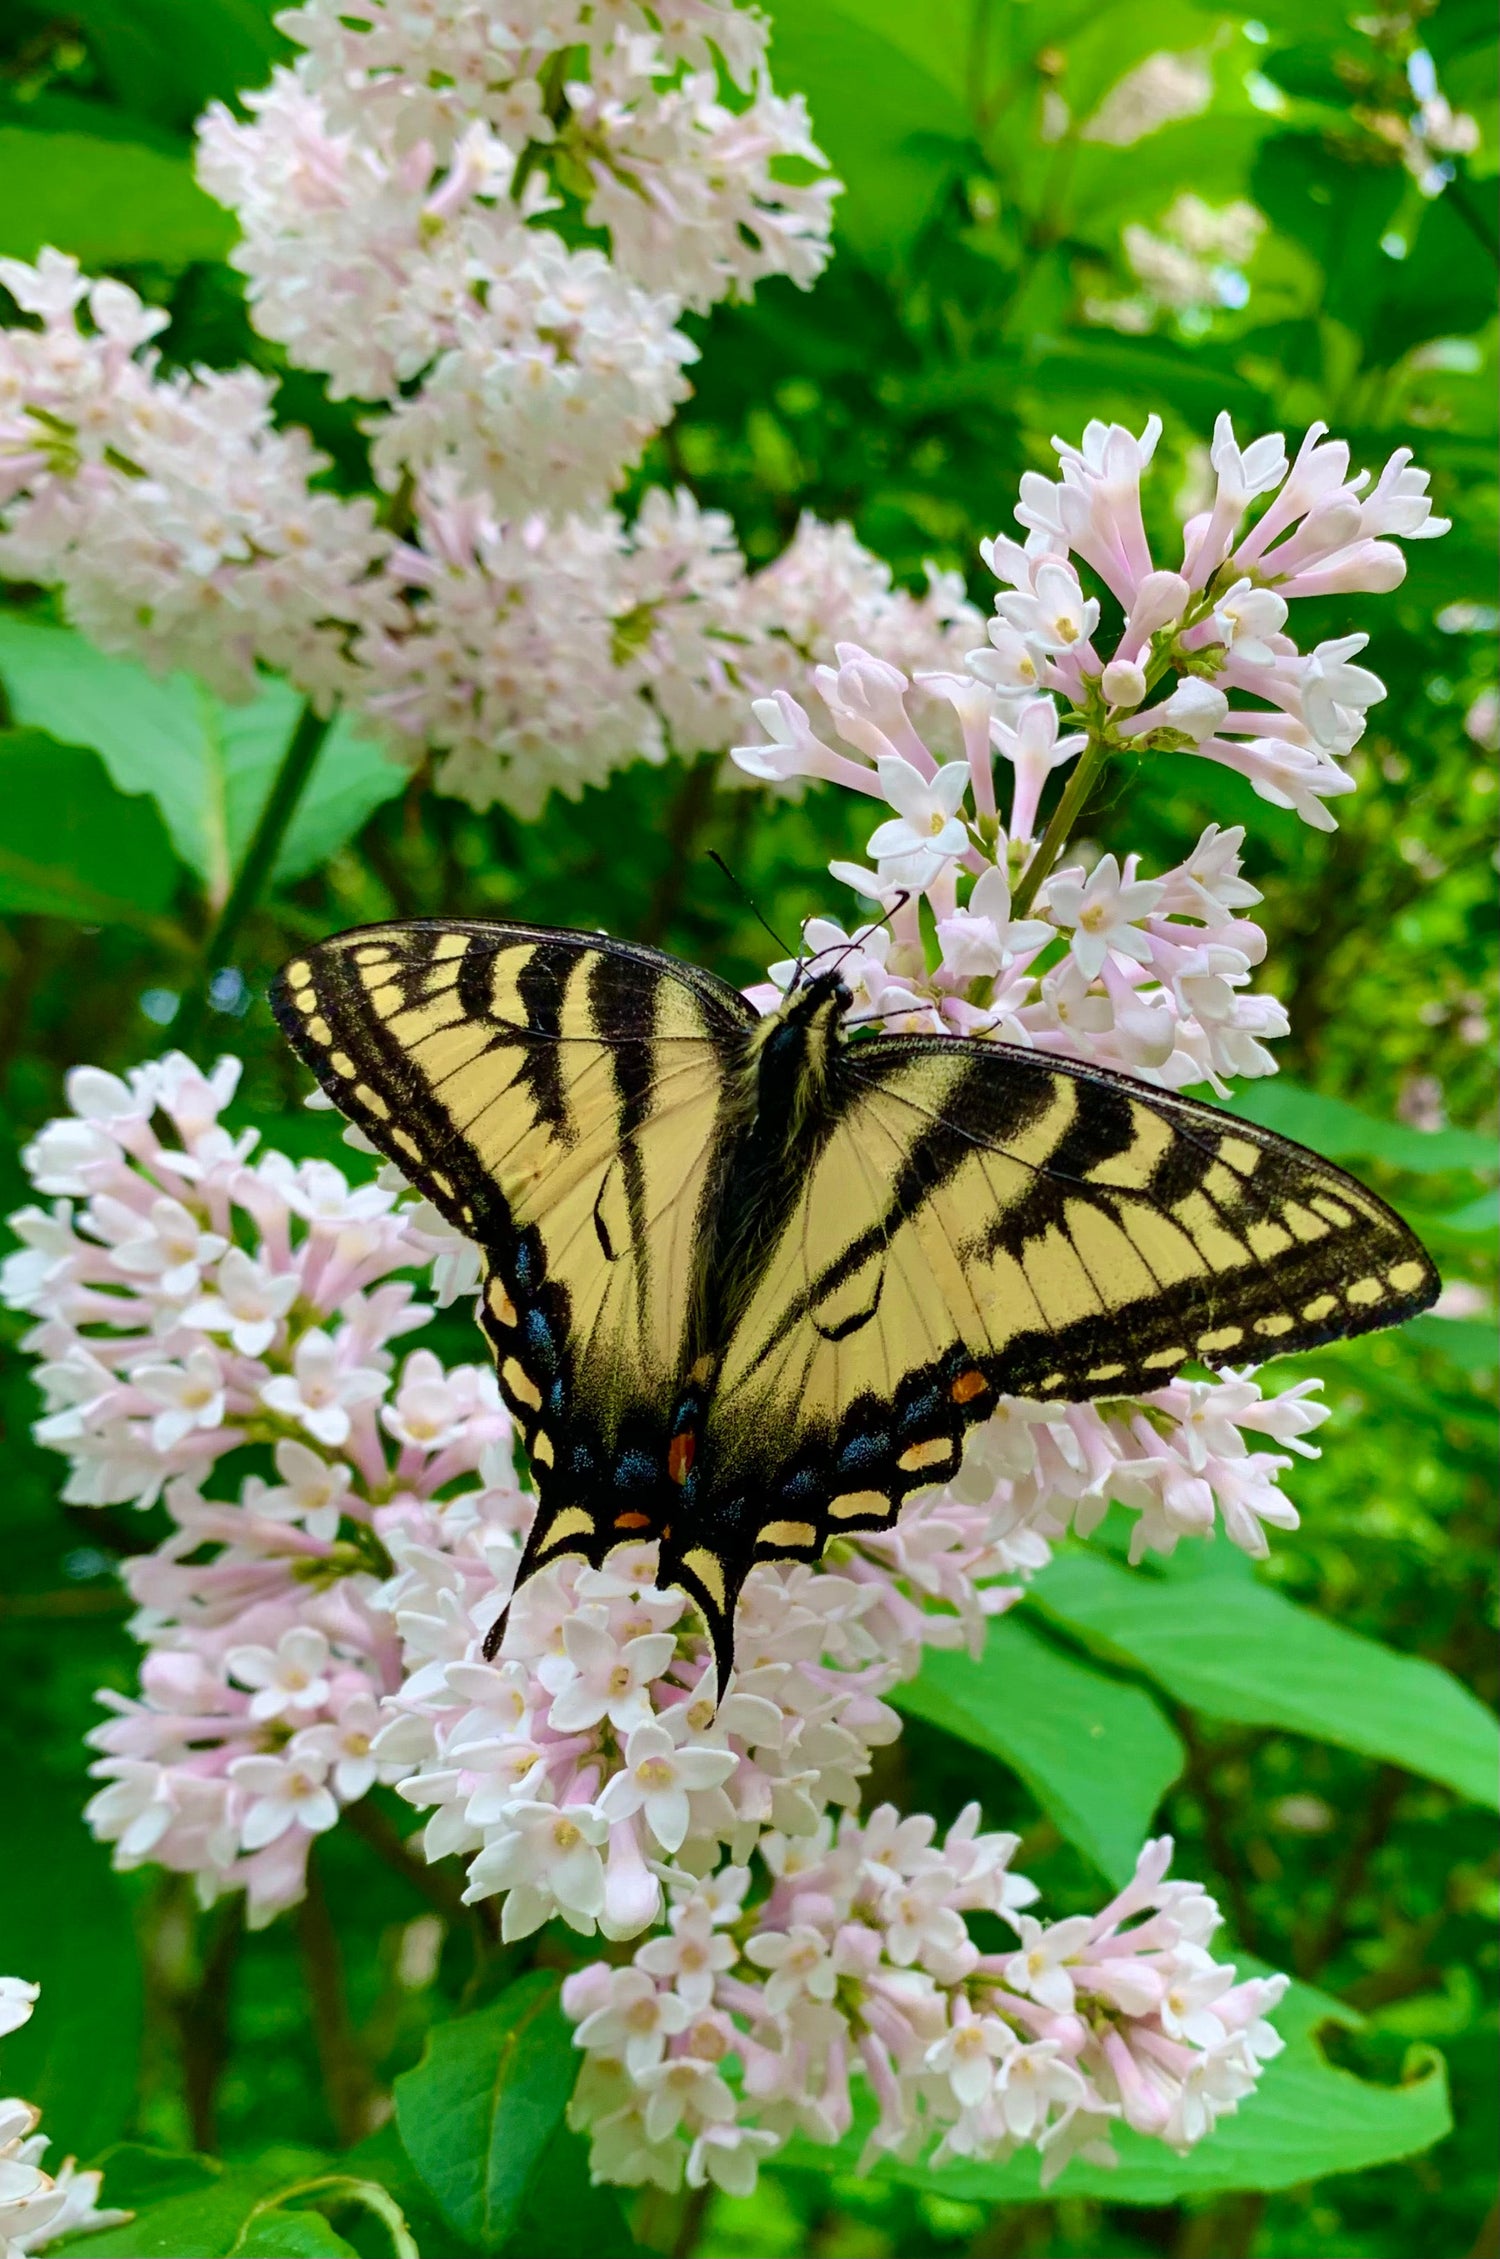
[271,920,754,1571]
[672,1037,1438,1635]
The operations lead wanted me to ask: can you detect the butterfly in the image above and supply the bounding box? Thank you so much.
[271,919,1438,1681]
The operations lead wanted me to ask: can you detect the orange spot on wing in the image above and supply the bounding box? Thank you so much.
[614,1511,652,1531]
[951,1370,989,1404]
[668,1432,695,1484]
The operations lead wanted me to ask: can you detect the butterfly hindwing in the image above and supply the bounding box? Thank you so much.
[271,921,755,1573]
[684,1034,1438,1616]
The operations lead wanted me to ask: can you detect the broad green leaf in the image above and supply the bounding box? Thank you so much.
[61,2153,330,2257]
[1225,1078,1496,1177]
[393,1974,579,2252]
[0,126,232,267]
[501,2125,641,2258]
[867,1970,1451,2199]
[1030,1553,1500,1808]
[893,1615,1185,1885]
[0,1772,142,2161]
[0,621,403,902]
[338,2124,477,2258]
[0,729,183,931]
[766,0,973,256]
[81,2147,219,2212]
[231,2211,357,2257]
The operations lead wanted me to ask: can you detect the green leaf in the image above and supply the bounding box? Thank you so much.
[0,125,233,267]
[0,728,183,930]
[231,2211,357,2257]
[0,1772,143,2161]
[393,1974,581,2252]
[57,2175,273,2257]
[81,2146,219,2212]
[68,0,287,134]
[0,621,403,901]
[893,1614,1185,1885]
[765,0,973,257]
[1030,1552,1500,1808]
[870,1970,1451,2199]
[1403,1313,1498,1375]
[338,2124,475,2258]
[502,2125,641,2258]
[1223,1079,1496,1177]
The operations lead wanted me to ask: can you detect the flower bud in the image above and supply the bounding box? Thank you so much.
[1101,658,1148,710]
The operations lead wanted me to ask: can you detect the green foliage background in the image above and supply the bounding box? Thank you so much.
[0,2,1495,2255]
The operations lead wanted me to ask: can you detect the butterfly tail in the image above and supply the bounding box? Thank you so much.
[663,1539,745,1698]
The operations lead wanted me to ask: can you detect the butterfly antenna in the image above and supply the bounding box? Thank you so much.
[706,851,795,963]
[830,888,913,972]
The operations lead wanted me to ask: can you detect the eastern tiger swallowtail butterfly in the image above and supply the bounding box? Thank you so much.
[271,920,1438,1681]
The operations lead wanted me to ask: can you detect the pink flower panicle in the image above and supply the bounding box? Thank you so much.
[3,1050,524,1926]
[561,1827,1289,2195]
[0,1,985,816]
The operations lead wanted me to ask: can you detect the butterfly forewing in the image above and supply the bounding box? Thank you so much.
[271,921,755,1572]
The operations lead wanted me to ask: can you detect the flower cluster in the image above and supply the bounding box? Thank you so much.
[561,1827,1288,2195]
[0,252,387,707]
[0,0,965,811]
[1,1049,525,1926]
[0,1977,126,2252]
[733,411,1446,1087]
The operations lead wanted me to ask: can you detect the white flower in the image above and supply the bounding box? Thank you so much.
[926,2007,1018,2107]
[91,1193,227,1298]
[184,1247,299,1356]
[995,559,1100,652]
[685,2123,780,2197]
[226,1625,333,1722]
[1300,634,1385,754]
[261,1438,353,1541]
[992,2039,1088,2139]
[465,1800,608,1936]
[636,1902,737,2013]
[537,1612,677,1735]
[864,756,973,888]
[1210,578,1288,665]
[637,2055,737,2143]
[1003,1913,1094,2013]
[596,1720,736,1854]
[1209,412,1288,510]
[292,1694,384,1800]
[1159,1947,1237,2047]
[260,1327,385,1446]
[573,1967,691,2076]
[228,1748,340,1849]
[744,1923,837,2016]
[132,1347,227,1451]
[1046,854,1165,978]
[935,865,1051,982]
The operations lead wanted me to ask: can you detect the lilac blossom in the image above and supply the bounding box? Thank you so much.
[561,1825,1288,2192]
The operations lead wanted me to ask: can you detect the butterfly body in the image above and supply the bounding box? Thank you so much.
[271,919,1438,1680]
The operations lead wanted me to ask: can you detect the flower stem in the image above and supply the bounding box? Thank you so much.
[179,699,335,1050]
[1009,728,1114,917]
